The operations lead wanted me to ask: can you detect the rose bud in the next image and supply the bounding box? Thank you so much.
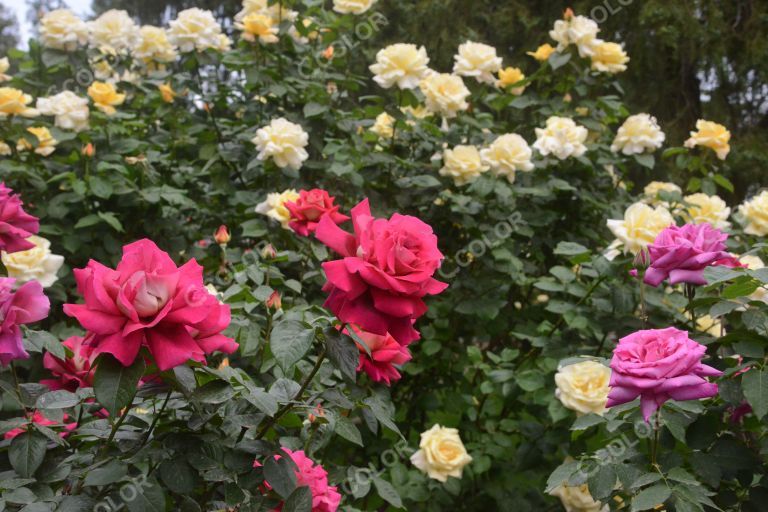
[260,243,276,259]
[82,142,95,158]
[214,225,231,245]
[266,290,281,310]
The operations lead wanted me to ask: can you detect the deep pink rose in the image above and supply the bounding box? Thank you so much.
[41,336,95,391]
[315,199,448,345]
[643,223,742,287]
[0,277,50,365]
[345,325,412,385]
[255,449,341,512]
[286,189,349,237]
[606,327,721,421]
[0,182,39,253]
[4,410,77,440]
[63,239,237,371]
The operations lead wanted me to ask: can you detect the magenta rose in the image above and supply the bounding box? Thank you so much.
[0,277,50,365]
[643,223,742,287]
[285,189,349,237]
[63,239,237,371]
[0,182,39,253]
[41,336,95,391]
[606,327,721,421]
[315,199,448,345]
[345,325,412,385]
[255,448,340,512]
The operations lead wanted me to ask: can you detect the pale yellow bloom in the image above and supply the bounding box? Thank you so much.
[236,13,279,44]
[369,43,430,90]
[410,425,472,482]
[549,14,600,57]
[88,82,126,116]
[168,8,231,53]
[611,114,665,155]
[693,314,724,337]
[682,193,731,230]
[133,26,178,63]
[739,255,768,304]
[527,43,556,61]
[644,181,681,206]
[453,41,503,84]
[497,67,526,95]
[255,189,300,229]
[550,482,608,512]
[0,58,10,82]
[480,133,534,183]
[590,41,629,73]
[440,145,489,186]
[36,91,89,132]
[684,120,731,160]
[605,202,674,259]
[738,190,768,236]
[1,236,64,288]
[400,105,432,119]
[158,83,176,103]
[88,10,140,52]
[419,73,470,119]
[370,112,395,138]
[40,9,89,51]
[333,0,378,15]
[533,116,588,160]
[252,118,309,170]
[0,141,11,156]
[17,127,57,157]
[0,87,38,118]
[555,361,611,416]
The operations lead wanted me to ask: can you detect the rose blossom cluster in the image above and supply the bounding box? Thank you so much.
[256,449,340,512]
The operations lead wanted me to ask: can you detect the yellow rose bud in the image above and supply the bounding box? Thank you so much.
[527,43,556,62]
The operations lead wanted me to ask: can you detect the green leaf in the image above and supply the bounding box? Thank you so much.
[554,241,589,256]
[373,476,403,508]
[36,390,79,409]
[89,175,113,199]
[545,460,579,493]
[549,51,571,70]
[270,320,315,373]
[634,153,655,169]
[264,454,297,498]
[571,413,606,431]
[712,173,734,193]
[159,460,196,494]
[303,102,328,118]
[742,368,768,420]
[193,380,236,404]
[333,414,363,446]
[283,486,313,512]
[631,484,671,511]
[326,329,360,381]
[9,431,47,477]
[84,460,128,486]
[125,479,166,512]
[24,330,65,360]
[588,464,616,501]
[93,354,146,417]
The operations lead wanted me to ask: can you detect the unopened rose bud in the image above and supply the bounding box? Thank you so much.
[322,45,334,60]
[563,93,572,103]
[308,404,325,423]
[214,225,231,245]
[266,290,281,310]
[82,142,95,158]
[261,244,276,259]
[564,7,575,19]
[218,357,230,369]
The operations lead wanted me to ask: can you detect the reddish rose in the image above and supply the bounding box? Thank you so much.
[63,239,237,371]
[345,325,411,385]
[285,189,349,237]
[643,223,742,287]
[4,410,77,440]
[0,182,39,253]
[41,336,95,391]
[255,449,340,512]
[315,199,447,345]
[0,277,50,365]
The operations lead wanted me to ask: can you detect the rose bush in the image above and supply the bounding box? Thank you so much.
[0,3,766,512]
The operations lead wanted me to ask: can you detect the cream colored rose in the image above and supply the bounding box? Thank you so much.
[410,425,472,482]
[549,482,608,512]
[419,73,470,119]
[693,314,723,337]
[555,361,611,415]
[255,189,300,228]
[480,134,534,183]
[2,236,64,288]
[611,114,665,155]
[333,0,378,15]
[236,13,279,44]
[40,9,89,51]
[684,119,730,160]
[738,190,768,236]
[740,255,768,304]
[590,41,629,73]
[533,116,588,160]
[605,202,674,259]
[236,0,298,24]
[0,57,10,82]
[370,112,395,138]
[89,10,140,53]
[370,44,430,90]
[0,141,11,156]
[168,8,231,53]
[644,181,681,206]
[682,193,731,230]
[17,127,57,157]
[400,105,432,120]
[549,14,600,57]
[36,91,89,132]
[133,26,178,63]
[252,118,309,170]
[453,41,503,84]
[440,145,489,186]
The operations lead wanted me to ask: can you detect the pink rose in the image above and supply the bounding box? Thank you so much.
[63,239,237,371]
[345,325,412,385]
[0,277,50,365]
[643,223,742,287]
[255,449,341,512]
[0,182,39,253]
[4,410,77,440]
[606,327,721,421]
[315,199,448,345]
[286,189,349,237]
[41,336,95,391]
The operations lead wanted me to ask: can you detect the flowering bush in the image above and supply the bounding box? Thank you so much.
[0,3,766,512]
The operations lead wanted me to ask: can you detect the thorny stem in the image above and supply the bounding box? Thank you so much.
[139,388,173,447]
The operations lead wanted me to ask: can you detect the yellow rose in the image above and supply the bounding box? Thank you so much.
[400,105,432,120]
[527,43,556,61]
[590,41,629,74]
[549,482,608,512]
[333,0,378,15]
[133,26,178,63]
[252,118,309,170]
[0,141,11,156]
[480,133,534,183]
[370,112,395,138]
[682,193,731,230]
[738,190,768,236]
[369,43,430,90]
[17,127,57,157]
[255,189,300,228]
[1,236,65,288]
[739,255,768,304]
[692,314,723,337]
[0,87,39,118]
[419,73,470,119]
[40,9,89,51]
[605,202,674,259]
[410,424,472,482]
[158,83,176,103]
[497,67,526,95]
[0,57,10,82]
[611,114,665,155]
[453,41,503,85]
[555,361,611,416]
[440,145,489,186]
[88,82,126,116]
[168,8,231,53]
[88,9,140,53]
[684,120,730,160]
[236,13,279,44]
[533,116,588,160]
[644,181,681,206]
